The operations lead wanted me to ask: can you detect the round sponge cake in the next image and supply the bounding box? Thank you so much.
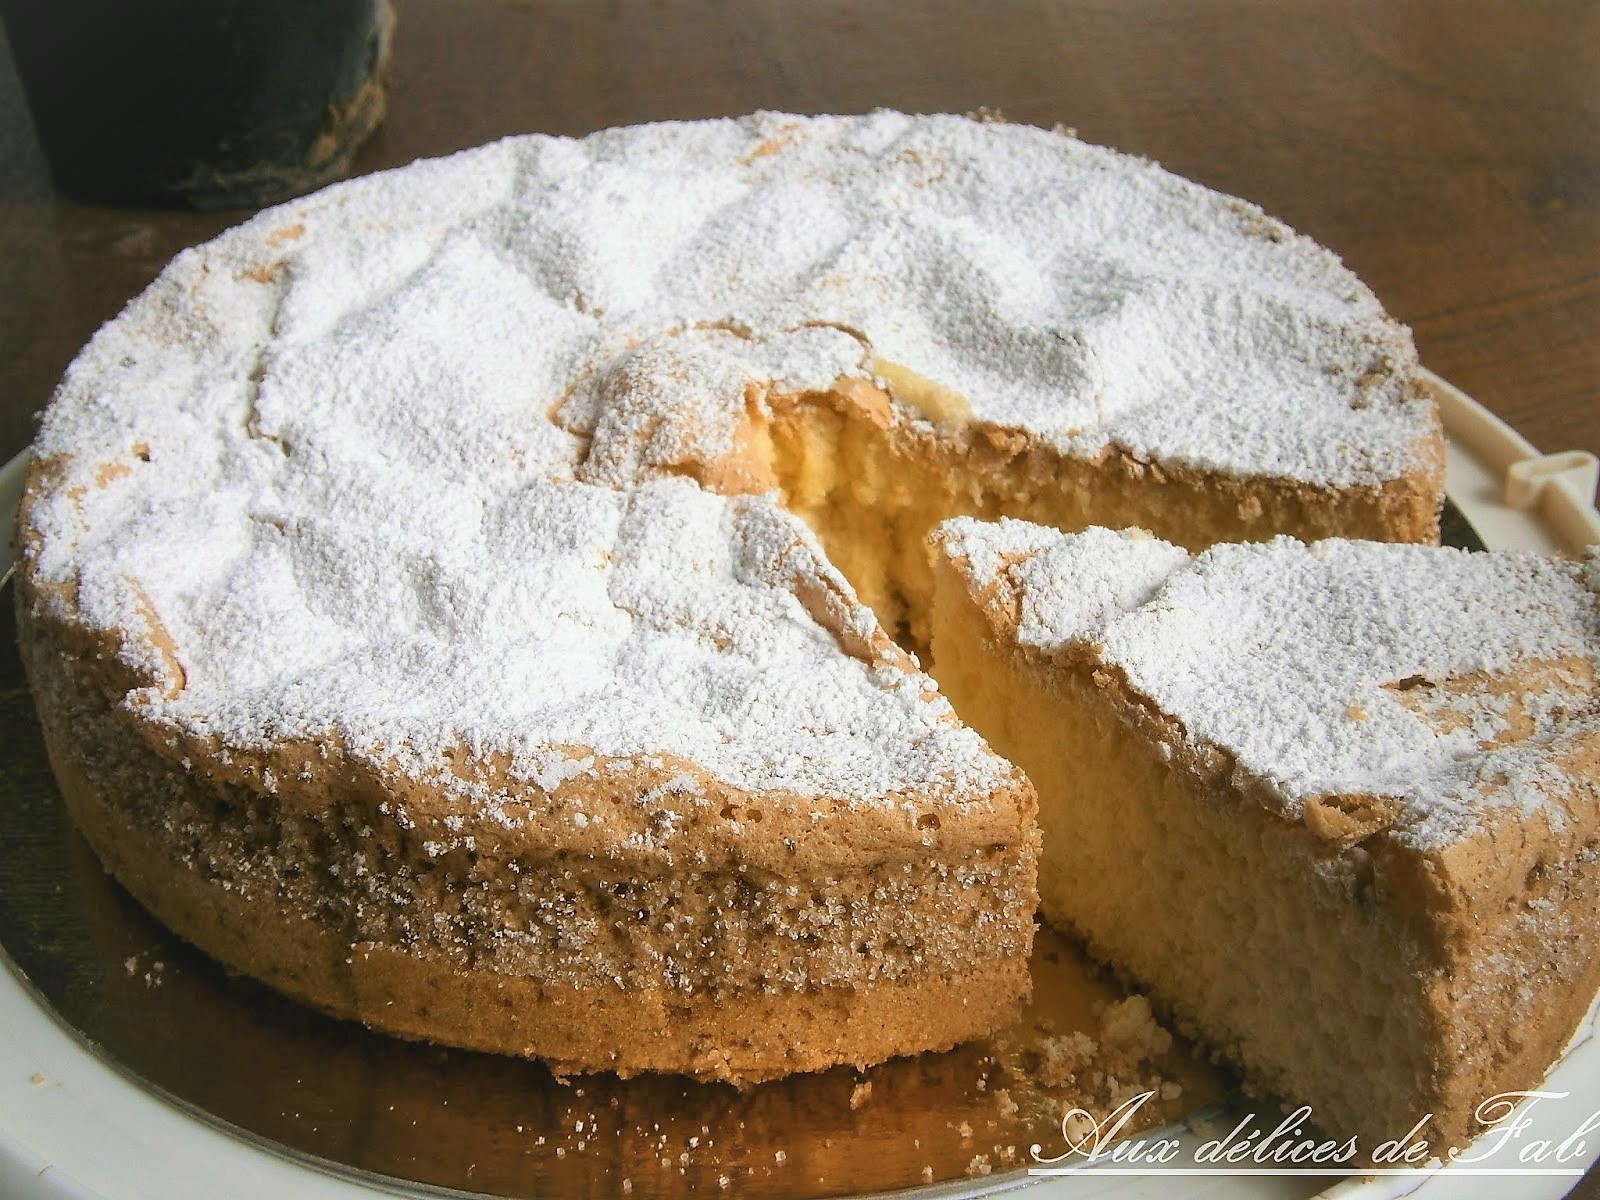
[14,111,1443,1081]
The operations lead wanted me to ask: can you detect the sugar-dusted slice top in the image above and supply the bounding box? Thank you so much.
[936,518,1600,849]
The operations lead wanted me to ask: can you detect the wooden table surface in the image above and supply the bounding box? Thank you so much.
[1,1,1597,1196]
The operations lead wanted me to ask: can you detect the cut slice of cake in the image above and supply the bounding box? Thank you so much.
[930,519,1600,1154]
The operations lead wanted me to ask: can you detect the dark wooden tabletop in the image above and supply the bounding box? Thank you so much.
[1,1,1597,1196]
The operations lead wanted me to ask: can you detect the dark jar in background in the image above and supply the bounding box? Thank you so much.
[0,0,393,209]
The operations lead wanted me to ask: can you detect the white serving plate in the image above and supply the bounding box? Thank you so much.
[0,371,1596,1200]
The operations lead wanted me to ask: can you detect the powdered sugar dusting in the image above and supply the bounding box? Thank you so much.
[25,111,1435,804]
[940,520,1600,847]
[57,465,1000,799]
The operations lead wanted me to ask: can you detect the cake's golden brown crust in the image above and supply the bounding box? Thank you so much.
[57,746,1028,1082]
[21,595,1038,1084]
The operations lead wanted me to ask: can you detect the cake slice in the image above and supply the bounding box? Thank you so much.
[930,519,1600,1154]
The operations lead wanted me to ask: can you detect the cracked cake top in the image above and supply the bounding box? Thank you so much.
[19,111,1439,814]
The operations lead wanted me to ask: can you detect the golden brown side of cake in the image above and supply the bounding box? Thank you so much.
[930,520,1600,1155]
[20,597,1037,1082]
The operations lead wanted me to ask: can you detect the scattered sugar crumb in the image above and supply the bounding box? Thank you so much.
[1036,1031,1098,1088]
[967,1154,992,1177]
[849,1080,873,1110]
[1099,995,1173,1062]
[1032,993,1182,1116]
